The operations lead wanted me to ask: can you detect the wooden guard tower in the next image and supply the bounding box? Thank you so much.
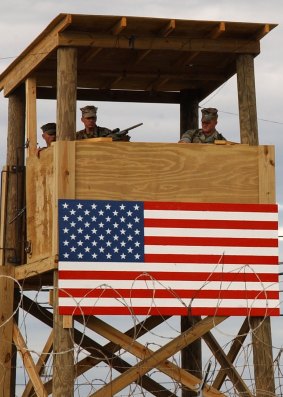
[0,14,279,397]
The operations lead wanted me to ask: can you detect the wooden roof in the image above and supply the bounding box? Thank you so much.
[0,14,277,102]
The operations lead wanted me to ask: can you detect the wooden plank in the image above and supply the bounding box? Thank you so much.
[250,143,276,396]
[75,142,260,203]
[52,271,74,397]
[90,316,228,397]
[86,316,224,397]
[213,318,250,389]
[26,148,55,263]
[25,77,37,157]
[111,17,127,35]
[203,331,253,396]
[13,321,48,397]
[22,331,53,397]
[57,47,77,141]
[210,22,226,39]
[58,32,260,54]
[237,54,259,145]
[258,145,275,203]
[52,138,76,396]
[159,19,175,37]
[14,256,57,280]
[250,317,276,396]
[181,316,202,397]
[0,265,15,396]
[63,316,73,329]
[52,141,76,257]
[2,15,72,96]
[0,166,8,266]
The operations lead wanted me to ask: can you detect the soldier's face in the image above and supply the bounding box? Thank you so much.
[201,119,217,135]
[82,116,97,129]
[42,132,56,147]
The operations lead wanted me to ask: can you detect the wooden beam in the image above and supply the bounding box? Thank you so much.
[111,16,127,35]
[90,316,228,397]
[213,318,250,389]
[180,89,199,135]
[52,271,74,397]
[56,47,77,141]
[37,309,173,397]
[258,145,275,203]
[0,166,8,266]
[237,54,258,145]
[249,142,276,396]
[79,47,103,64]
[14,256,58,281]
[58,32,260,54]
[133,49,152,65]
[37,87,181,103]
[210,22,226,39]
[1,15,72,97]
[22,330,53,397]
[203,330,253,396]
[0,265,15,396]
[85,316,225,397]
[52,139,76,397]
[250,317,276,396]
[253,24,270,40]
[159,19,176,37]
[25,77,37,157]
[13,321,48,396]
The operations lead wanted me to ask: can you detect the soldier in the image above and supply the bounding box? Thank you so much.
[36,122,56,156]
[76,105,130,141]
[179,108,226,143]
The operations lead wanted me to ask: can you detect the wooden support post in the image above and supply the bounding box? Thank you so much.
[181,316,202,397]
[56,47,77,141]
[0,86,25,396]
[236,54,259,145]
[52,271,74,397]
[180,89,201,397]
[237,54,275,396]
[0,266,15,397]
[180,90,199,137]
[25,77,37,157]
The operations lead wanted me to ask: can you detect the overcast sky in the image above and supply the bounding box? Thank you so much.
[0,1,282,392]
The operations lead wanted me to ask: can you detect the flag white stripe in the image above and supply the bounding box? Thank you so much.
[58,297,279,308]
[144,209,278,221]
[144,245,277,256]
[58,279,279,291]
[59,262,278,274]
[145,228,278,238]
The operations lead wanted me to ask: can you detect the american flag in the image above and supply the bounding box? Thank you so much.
[58,199,280,316]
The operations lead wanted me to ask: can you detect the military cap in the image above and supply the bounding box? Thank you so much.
[41,122,56,135]
[201,108,218,122]
[80,105,98,118]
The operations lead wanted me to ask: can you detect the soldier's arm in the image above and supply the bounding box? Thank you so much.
[178,129,195,143]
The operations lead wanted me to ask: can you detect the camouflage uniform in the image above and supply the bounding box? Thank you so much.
[179,128,226,143]
[76,126,129,141]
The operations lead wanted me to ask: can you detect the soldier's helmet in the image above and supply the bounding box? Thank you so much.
[201,108,218,122]
[80,105,98,118]
[41,122,56,135]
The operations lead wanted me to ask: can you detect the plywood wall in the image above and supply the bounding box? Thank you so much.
[25,142,275,264]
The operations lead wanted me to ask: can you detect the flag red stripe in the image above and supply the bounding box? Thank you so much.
[144,236,278,247]
[145,254,279,265]
[58,288,279,300]
[144,201,278,212]
[144,218,278,230]
[59,306,280,316]
[58,270,278,282]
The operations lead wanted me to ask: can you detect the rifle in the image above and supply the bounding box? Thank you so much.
[112,123,143,137]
